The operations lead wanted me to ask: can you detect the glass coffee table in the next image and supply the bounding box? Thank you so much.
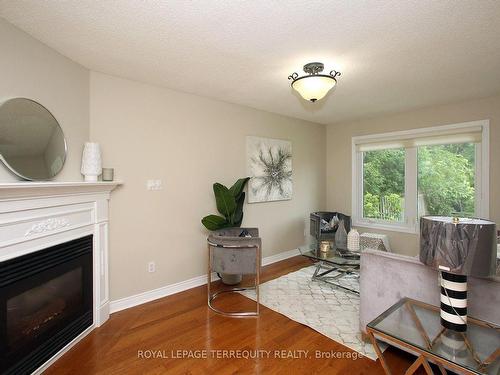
[299,243,360,295]
[367,298,500,375]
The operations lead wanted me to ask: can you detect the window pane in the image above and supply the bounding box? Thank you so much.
[363,149,405,222]
[417,143,475,217]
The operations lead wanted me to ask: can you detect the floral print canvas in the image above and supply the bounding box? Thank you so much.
[246,136,292,203]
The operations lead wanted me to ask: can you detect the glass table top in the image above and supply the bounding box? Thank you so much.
[368,298,500,374]
[298,242,360,266]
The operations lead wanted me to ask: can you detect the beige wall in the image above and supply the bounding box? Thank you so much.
[90,72,326,300]
[0,18,89,181]
[326,94,500,256]
[5,15,498,301]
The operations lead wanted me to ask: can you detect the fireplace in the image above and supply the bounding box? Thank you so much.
[0,235,93,375]
[0,181,118,373]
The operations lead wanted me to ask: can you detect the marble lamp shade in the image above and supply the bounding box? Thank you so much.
[420,216,496,277]
[420,216,497,332]
[81,142,102,182]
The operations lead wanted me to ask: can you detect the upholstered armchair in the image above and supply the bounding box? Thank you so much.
[207,228,261,317]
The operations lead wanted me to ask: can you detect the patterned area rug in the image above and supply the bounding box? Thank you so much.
[240,265,385,360]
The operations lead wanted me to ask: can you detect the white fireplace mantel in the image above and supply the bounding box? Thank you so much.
[0,181,121,374]
[0,181,121,199]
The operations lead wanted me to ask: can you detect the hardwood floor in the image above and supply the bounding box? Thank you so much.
[46,256,423,374]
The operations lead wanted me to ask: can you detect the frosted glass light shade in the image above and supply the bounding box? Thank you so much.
[291,75,336,102]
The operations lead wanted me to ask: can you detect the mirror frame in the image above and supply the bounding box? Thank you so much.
[0,97,68,181]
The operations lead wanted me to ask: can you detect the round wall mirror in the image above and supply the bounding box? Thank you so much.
[0,98,67,181]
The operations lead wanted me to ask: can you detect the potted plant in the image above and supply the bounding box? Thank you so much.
[202,177,250,285]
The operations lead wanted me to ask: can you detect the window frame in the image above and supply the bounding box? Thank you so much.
[351,120,489,234]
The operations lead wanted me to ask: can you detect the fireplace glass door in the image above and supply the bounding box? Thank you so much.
[0,235,93,375]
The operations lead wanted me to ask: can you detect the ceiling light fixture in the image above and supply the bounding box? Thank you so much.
[288,62,341,102]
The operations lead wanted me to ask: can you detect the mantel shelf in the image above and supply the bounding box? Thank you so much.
[0,181,123,199]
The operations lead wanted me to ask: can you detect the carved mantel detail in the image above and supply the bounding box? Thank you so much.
[25,217,70,237]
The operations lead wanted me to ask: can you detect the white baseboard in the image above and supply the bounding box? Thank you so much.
[261,248,300,266]
[109,248,300,314]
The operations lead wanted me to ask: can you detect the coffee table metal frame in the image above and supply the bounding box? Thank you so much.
[299,245,360,295]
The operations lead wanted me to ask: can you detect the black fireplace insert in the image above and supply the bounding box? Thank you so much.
[0,235,93,375]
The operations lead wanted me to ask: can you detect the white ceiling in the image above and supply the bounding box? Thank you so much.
[1,0,500,125]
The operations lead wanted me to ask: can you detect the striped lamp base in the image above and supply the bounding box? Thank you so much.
[440,271,467,332]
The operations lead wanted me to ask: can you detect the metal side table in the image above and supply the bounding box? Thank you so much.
[367,298,500,375]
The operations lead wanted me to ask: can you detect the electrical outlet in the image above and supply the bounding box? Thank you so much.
[148,261,156,273]
[147,180,163,190]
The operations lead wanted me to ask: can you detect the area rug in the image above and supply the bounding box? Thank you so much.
[240,265,386,360]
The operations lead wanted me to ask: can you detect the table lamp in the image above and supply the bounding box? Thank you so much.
[420,216,496,332]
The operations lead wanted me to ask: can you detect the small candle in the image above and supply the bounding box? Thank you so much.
[102,168,114,181]
[320,241,330,254]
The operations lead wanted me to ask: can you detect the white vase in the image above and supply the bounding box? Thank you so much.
[347,228,360,252]
[81,142,102,182]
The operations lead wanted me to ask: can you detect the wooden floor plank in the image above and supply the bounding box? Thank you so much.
[45,256,422,374]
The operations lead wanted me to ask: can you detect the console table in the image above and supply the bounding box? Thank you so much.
[367,298,500,375]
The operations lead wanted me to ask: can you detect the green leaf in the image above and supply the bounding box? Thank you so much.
[201,215,228,231]
[213,183,236,218]
[232,192,246,226]
[229,177,250,199]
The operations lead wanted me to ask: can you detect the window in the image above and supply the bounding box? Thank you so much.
[352,121,489,233]
[363,148,405,222]
[417,143,475,218]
